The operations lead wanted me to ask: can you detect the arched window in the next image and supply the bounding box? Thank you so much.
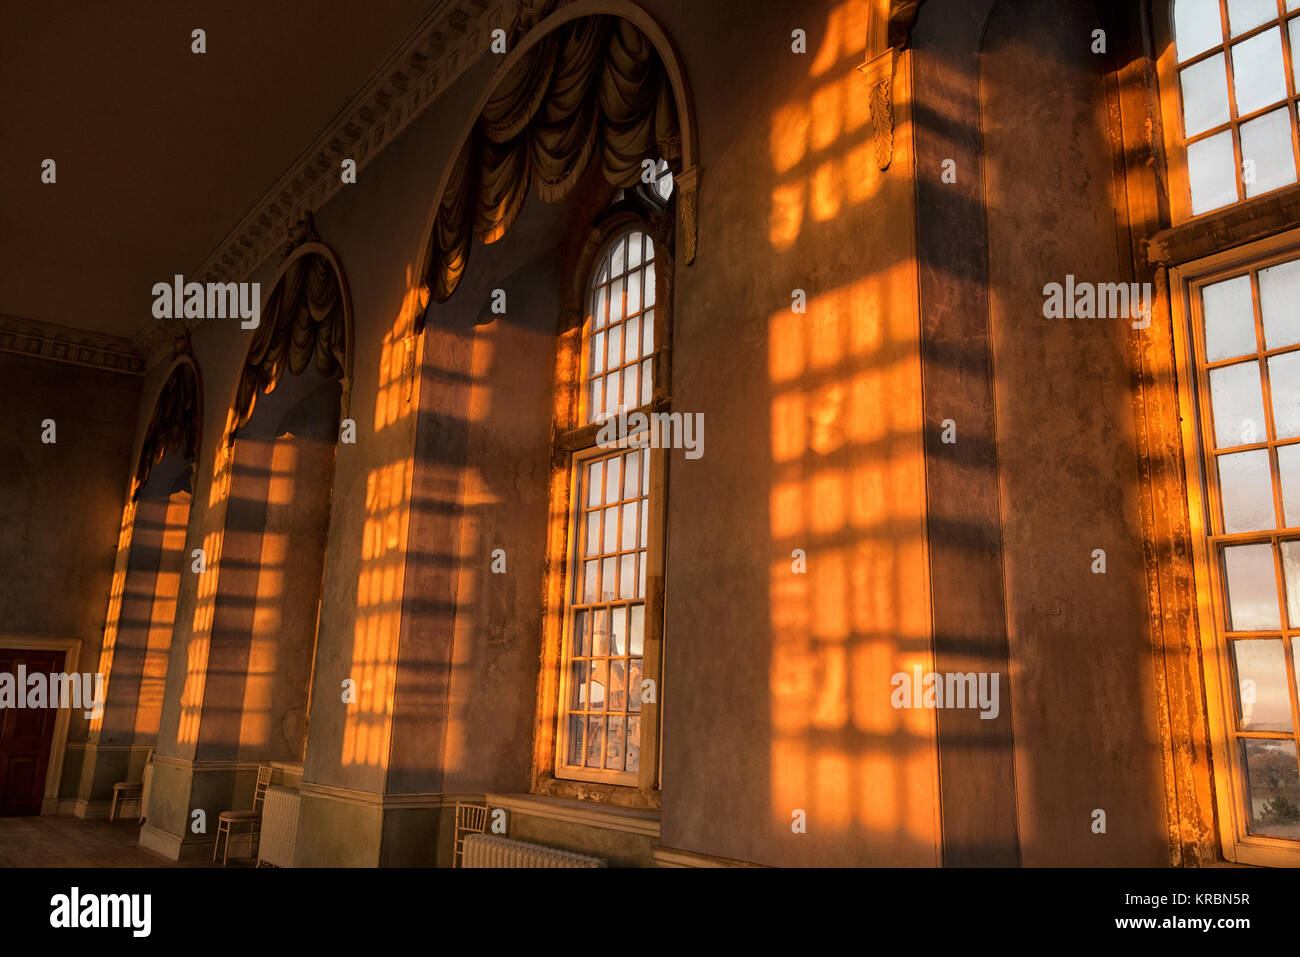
[1166,0,1300,216]
[553,221,667,788]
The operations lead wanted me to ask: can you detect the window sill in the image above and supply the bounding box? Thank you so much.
[1148,184,1300,267]
[486,792,660,839]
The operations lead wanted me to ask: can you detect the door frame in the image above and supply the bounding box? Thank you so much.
[0,636,82,815]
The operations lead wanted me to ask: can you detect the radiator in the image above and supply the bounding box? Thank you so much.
[257,785,300,868]
[461,833,607,868]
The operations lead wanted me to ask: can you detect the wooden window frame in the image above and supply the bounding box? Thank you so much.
[1155,0,1300,224]
[530,197,675,809]
[1170,226,1300,866]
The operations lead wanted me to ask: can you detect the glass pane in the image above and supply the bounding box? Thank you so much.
[569,659,587,709]
[1181,54,1231,136]
[624,316,640,363]
[640,498,648,548]
[604,455,621,502]
[610,236,626,277]
[630,605,645,656]
[1175,0,1224,61]
[610,605,626,655]
[626,716,641,772]
[1232,638,1294,730]
[590,330,605,376]
[592,284,607,330]
[566,715,584,766]
[1223,543,1282,629]
[622,366,637,412]
[608,661,626,713]
[641,450,650,501]
[1227,0,1279,36]
[1270,352,1300,438]
[643,308,654,354]
[589,379,602,423]
[619,553,636,600]
[1279,444,1300,526]
[1210,361,1267,447]
[1233,27,1287,115]
[609,276,625,323]
[628,659,643,713]
[621,502,638,550]
[627,268,642,317]
[1240,107,1297,197]
[1241,739,1300,839]
[644,262,656,308]
[638,553,646,597]
[574,610,590,657]
[1188,130,1239,213]
[641,358,653,405]
[603,371,618,417]
[591,608,609,656]
[587,461,603,507]
[623,449,640,498]
[606,715,624,770]
[589,660,607,713]
[1219,449,1276,531]
[1285,541,1300,625]
[628,232,643,269]
[602,505,618,554]
[601,557,617,600]
[583,560,599,603]
[1292,18,1300,88]
[1202,274,1257,360]
[607,324,622,373]
[585,716,604,767]
[1260,258,1300,348]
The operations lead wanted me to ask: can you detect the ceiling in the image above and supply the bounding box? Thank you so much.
[0,0,442,341]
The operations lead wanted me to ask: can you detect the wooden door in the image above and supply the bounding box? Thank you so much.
[0,649,65,816]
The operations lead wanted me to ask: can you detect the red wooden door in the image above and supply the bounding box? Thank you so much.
[0,649,65,816]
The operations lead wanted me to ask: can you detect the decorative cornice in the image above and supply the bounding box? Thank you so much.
[134,0,523,370]
[0,313,145,376]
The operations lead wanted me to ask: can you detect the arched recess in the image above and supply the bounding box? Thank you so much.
[197,218,352,765]
[414,0,700,328]
[81,347,203,814]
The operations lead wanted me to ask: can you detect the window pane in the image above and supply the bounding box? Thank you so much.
[589,378,602,421]
[602,505,618,554]
[645,261,656,308]
[1188,130,1239,213]
[1285,541,1300,625]
[629,605,645,656]
[590,330,605,376]
[622,366,637,411]
[585,511,600,557]
[1260,258,1300,348]
[1203,274,1257,360]
[626,716,641,772]
[604,455,621,502]
[586,716,604,767]
[1175,0,1225,61]
[619,553,636,600]
[606,715,625,770]
[642,308,655,355]
[1280,444,1300,526]
[628,232,643,269]
[591,608,609,656]
[1232,27,1287,115]
[574,610,590,657]
[607,324,622,374]
[1223,543,1282,629]
[1227,0,1279,36]
[1239,106,1297,197]
[1181,54,1231,137]
[610,605,626,655]
[1233,638,1294,731]
[603,371,618,417]
[587,460,603,507]
[609,276,625,324]
[627,267,642,316]
[583,560,599,603]
[610,236,626,277]
[1210,360,1267,447]
[593,283,607,330]
[641,358,653,405]
[1241,739,1300,839]
[1219,449,1276,531]
[621,502,638,550]
[1292,18,1300,88]
[623,449,640,498]
[601,556,617,600]
[624,315,640,363]
[1270,352,1300,438]
[566,714,584,765]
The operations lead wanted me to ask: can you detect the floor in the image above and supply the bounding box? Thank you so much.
[0,815,247,867]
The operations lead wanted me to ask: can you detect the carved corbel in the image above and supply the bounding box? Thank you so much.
[675,165,702,265]
[858,0,924,172]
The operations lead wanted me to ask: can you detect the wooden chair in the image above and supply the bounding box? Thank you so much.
[454,801,488,868]
[109,749,154,822]
[213,766,272,866]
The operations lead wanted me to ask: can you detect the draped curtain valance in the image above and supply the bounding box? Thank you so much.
[133,360,199,499]
[424,15,683,307]
[233,251,347,431]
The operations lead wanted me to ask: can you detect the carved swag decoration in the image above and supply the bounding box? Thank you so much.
[231,218,348,431]
[421,15,684,322]
[133,347,199,499]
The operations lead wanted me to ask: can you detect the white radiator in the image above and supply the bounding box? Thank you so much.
[461,833,607,868]
[257,785,300,868]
